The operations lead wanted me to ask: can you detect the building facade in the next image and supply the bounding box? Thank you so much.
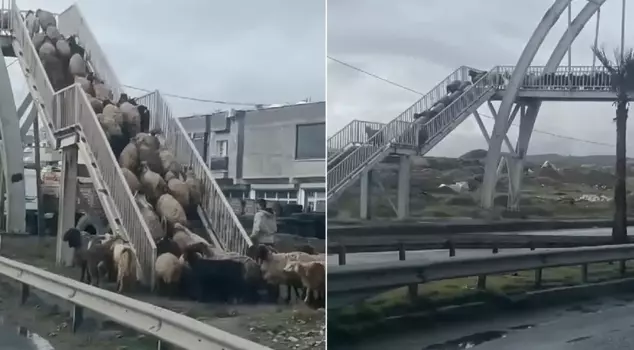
[180,102,326,212]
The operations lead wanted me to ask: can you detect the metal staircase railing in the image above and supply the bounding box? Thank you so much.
[136,91,251,254]
[327,119,385,159]
[56,5,252,255]
[9,1,156,285]
[327,66,469,196]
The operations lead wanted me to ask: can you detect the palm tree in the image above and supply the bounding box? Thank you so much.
[592,46,634,244]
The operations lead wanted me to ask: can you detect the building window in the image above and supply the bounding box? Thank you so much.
[295,122,325,160]
[305,189,325,212]
[254,190,298,204]
[190,132,206,157]
[216,140,228,157]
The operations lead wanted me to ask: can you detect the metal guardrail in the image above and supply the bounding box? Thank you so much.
[0,255,272,350]
[328,243,634,308]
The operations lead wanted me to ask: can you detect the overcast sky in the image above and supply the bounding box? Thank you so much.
[6,0,325,117]
[328,0,634,158]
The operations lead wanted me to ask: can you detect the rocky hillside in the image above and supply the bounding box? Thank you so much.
[331,150,632,220]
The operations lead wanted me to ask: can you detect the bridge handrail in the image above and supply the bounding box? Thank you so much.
[0,255,272,350]
[328,243,634,294]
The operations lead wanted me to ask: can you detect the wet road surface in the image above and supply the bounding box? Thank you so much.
[338,294,634,350]
[0,324,51,350]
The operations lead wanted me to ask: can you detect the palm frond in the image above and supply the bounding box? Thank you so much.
[592,46,618,75]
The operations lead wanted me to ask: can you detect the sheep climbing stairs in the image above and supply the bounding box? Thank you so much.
[327,66,500,201]
[53,5,252,256]
[6,3,157,285]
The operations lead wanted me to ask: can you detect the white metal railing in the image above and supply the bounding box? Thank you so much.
[57,4,123,101]
[0,255,273,350]
[497,65,613,91]
[136,91,252,255]
[8,1,156,285]
[327,119,386,158]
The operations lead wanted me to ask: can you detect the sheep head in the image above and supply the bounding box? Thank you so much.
[62,228,82,248]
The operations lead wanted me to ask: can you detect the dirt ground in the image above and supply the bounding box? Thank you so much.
[0,235,325,350]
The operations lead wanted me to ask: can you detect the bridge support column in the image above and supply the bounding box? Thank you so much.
[507,100,538,210]
[360,170,373,220]
[397,155,411,219]
[0,49,26,234]
[56,145,78,267]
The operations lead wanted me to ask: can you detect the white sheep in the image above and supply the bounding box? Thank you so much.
[156,193,188,228]
[69,53,87,77]
[154,252,184,297]
[167,177,190,209]
[118,140,139,172]
[139,163,167,203]
[121,168,140,194]
[184,168,202,208]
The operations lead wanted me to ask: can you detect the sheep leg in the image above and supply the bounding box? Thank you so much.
[79,261,87,283]
[285,284,292,303]
[304,287,312,304]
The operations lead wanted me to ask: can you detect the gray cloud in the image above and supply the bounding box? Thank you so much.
[7,0,324,117]
[328,0,634,157]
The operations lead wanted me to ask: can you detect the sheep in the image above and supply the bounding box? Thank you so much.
[103,104,124,126]
[55,39,72,58]
[138,105,151,133]
[164,171,178,182]
[154,252,184,297]
[208,250,264,303]
[69,53,87,77]
[67,35,85,58]
[112,242,138,293]
[159,149,182,175]
[155,236,182,257]
[36,9,56,31]
[32,33,46,51]
[184,168,202,208]
[118,140,139,172]
[119,102,141,137]
[139,163,167,204]
[181,246,246,303]
[256,245,321,303]
[75,76,95,96]
[45,25,62,42]
[157,193,188,231]
[446,80,461,94]
[138,144,164,175]
[93,81,113,102]
[62,228,112,286]
[284,260,325,308]
[121,168,140,194]
[134,132,160,150]
[167,177,190,209]
[38,40,56,58]
[172,223,211,254]
[135,193,165,240]
[25,11,40,37]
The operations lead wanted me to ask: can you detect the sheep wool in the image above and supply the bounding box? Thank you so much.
[167,178,190,209]
[155,253,183,285]
[121,168,141,194]
[69,53,87,77]
[25,11,40,37]
[139,164,167,203]
[94,82,113,102]
[45,25,63,42]
[118,141,139,172]
[185,169,202,208]
[35,9,56,31]
[55,39,72,58]
[156,194,187,227]
[138,144,164,175]
[32,32,46,51]
[88,96,103,114]
[103,104,124,126]
[38,40,56,58]
[120,102,141,134]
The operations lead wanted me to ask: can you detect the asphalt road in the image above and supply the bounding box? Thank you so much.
[336,294,634,350]
[328,227,617,265]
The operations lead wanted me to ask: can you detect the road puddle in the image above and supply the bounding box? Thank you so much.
[423,330,508,349]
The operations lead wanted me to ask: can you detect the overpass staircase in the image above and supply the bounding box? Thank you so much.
[0,2,251,286]
[327,64,615,201]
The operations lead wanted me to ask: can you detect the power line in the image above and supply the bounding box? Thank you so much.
[329,56,615,148]
[121,84,272,107]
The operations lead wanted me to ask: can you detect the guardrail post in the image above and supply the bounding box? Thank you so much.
[477,246,498,289]
[581,263,589,283]
[398,243,406,261]
[619,260,627,277]
[72,304,84,332]
[20,282,29,304]
[534,268,543,288]
[338,245,347,265]
[446,239,455,257]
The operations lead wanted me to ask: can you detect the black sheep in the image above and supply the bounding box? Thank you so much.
[182,248,246,303]
[155,236,181,257]
[67,35,85,58]
[138,105,151,133]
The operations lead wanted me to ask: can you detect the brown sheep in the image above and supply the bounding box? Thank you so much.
[121,168,140,195]
[118,140,139,172]
[139,163,166,204]
[157,194,188,230]
[135,193,165,241]
[185,168,202,208]
[167,177,190,209]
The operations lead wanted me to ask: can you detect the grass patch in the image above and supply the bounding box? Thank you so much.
[328,261,634,341]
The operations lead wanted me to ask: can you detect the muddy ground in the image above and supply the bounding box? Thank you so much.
[0,235,325,350]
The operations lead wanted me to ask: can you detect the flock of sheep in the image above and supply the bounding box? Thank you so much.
[25,9,326,308]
